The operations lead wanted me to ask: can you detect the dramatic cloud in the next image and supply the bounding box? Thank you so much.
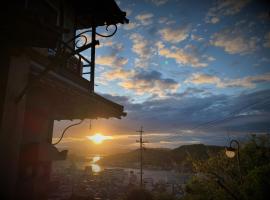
[119,70,180,97]
[103,89,270,134]
[130,33,153,67]
[205,0,251,24]
[156,42,209,67]
[159,26,190,43]
[186,73,270,88]
[264,31,270,48]
[211,29,259,54]
[55,88,270,149]
[74,0,270,148]
[135,13,154,26]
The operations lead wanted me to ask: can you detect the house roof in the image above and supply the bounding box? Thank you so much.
[27,49,126,120]
[74,0,129,28]
[1,0,128,48]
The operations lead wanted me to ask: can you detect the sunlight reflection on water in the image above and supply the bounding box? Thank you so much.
[92,156,100,163]
[91,155,102,174]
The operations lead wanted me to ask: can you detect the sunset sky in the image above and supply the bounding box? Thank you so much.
[53,0,270,153]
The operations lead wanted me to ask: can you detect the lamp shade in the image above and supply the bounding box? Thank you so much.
[225,147,236,158]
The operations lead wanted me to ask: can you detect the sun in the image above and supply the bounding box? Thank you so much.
[87,133,113,144]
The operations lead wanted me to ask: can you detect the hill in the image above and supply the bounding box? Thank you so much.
[98,144,224,171]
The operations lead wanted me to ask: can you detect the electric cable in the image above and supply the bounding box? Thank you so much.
[53,119,84,145]
[191,98,270,131]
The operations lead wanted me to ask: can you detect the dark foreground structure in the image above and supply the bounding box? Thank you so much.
[0,1,128,199]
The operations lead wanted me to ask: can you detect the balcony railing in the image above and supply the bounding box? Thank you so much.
[49,38,95,91]
[55,25,118,92]
[16,25,118,103]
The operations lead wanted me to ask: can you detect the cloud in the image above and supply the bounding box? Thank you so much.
[52,137,85,144]
[60,90,270,149]
[147,0,169,6]
[205,0,251,24]
[135,13,154,26]
[96,55,128,68]
[101,94,131,107]
[103,89,270,135]
[264,31,270,48]
[210,17,220,24]
[123,22,139,30]
[156,42,209,67]
[186,73,221,85]
[98,40,124,55]
[124,8,133,16]
[119,70,180,97]
[129,33,153,67]
[95,40,128,68]
[191,34,204,42]
[103,69,134,81]
[159,26,190,43]
[98,40,113,48]
[211,29,259,54]
[158,17,175,25]
[186,73,270,88]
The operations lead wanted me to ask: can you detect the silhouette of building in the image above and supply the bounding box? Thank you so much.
[0,1,128,199]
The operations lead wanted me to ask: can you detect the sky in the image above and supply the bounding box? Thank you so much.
[53,0,270,153]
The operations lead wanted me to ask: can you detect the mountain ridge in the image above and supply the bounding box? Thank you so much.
[98,144,224,171]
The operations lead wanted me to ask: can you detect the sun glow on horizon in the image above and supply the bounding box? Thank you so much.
[87,133,113,144]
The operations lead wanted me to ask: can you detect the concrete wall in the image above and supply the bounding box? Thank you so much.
[0,51,56,199]
[0,52,30,199]
[16,85,55,199]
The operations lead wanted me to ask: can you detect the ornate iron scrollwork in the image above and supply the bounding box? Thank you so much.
[96,24,118,38]
[67,24,118,49]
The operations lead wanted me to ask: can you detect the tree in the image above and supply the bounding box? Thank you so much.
[124,188,154,200]
[154,192,176,200]
[182,134,270,200]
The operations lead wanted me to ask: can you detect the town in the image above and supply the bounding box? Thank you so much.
[48,157,189,200]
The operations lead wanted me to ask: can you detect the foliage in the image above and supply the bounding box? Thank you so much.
[153,192,176,200]
[182,134,270,200]
[124,188,154,200]
[123,188,177,200]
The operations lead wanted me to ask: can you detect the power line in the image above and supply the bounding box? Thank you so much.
[203,100,270,130]
[191,98,270,131]
[53,120,84,145]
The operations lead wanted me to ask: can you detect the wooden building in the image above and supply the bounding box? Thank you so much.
[0,0,128,199]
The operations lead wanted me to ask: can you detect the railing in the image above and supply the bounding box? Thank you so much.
[53,24,118,92]
[16,25,118,103]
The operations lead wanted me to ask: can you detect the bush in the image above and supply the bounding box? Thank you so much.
[182,135,270,200]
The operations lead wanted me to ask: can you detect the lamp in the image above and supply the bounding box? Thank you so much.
[225,146,236,158]
[225,139,240,159]
[225,139,242,182]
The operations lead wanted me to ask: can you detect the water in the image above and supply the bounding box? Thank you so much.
[91,155,102,174]
[79,155,190,184]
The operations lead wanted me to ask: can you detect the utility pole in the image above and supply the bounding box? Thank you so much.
[136,126,147,188]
